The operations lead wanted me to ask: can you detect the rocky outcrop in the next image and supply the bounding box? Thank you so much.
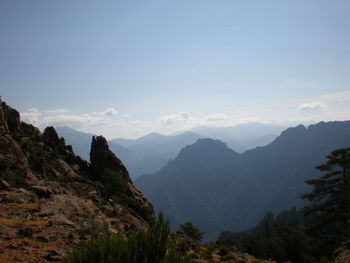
[90,135,131,184]
[335,241,350,263]
[89,135,153,222]
[2,101,20,133]
[0,101,153,263]
[42,126,64,151]
[0,101,9,134]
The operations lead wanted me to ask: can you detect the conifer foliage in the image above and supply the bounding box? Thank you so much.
[302,147,350,249]
[220,147,350,262]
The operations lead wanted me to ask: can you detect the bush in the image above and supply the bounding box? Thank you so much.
[121,194,154,223]
[218,246,230,256]
[61,213,190,263]
[176,222,203,242]
[241,226,319,263]
[220,254,236,262]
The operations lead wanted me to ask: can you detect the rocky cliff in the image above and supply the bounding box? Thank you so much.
[0,101,153,263]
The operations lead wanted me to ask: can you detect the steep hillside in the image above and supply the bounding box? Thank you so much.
[136,121,350,241]
[136,139,245,241]
[111,131,202,178]
[0,101,152,263]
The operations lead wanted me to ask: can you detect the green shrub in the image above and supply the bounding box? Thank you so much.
[121,194,154,223]
[61,213,190,263]
[220,254,236,262]
[218,246,230,256]
[176,222,203,242]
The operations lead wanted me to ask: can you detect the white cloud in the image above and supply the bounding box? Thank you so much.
[161,112,191,125]
[43,114,111,127]
[20,108,42,126]
[44,109,71,114]
[27,108,39,113]
[205,114,232,122]
[298,102,327,111]
[20,107,142,136]
[109,122,127,127]
[122,113,131,118]
[20,107,118,128]
[21,108,72,125]
[94,108,118,116]
[131,120,144,126]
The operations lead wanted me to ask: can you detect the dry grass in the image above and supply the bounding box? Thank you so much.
[24,220,48,226]
[0,217,48,227]
[15,203,39,209]
[0,218,18,226]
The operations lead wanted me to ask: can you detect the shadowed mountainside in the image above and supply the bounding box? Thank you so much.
[136,121,350,241]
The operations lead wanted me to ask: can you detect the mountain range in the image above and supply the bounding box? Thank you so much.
[56,123,285,178]
[135,121,350,241]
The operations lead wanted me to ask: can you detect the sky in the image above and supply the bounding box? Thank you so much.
[1,0,350,139]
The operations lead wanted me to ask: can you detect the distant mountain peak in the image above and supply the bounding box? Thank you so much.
[143,132,164,138]
[179,138,232,155]
[195,138,228,147]
[280,124,307,136]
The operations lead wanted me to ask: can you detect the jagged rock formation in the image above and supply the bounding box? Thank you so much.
[0,101,153,263]
[90,135,131,183]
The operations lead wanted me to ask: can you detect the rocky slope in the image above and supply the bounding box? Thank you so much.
[335,241,350,263]
[0,101,152,263]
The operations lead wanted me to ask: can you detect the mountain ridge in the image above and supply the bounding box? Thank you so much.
[57,123,285,178]
[135,120,350,241]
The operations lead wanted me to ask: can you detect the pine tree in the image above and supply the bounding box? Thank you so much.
[302,147,350,251]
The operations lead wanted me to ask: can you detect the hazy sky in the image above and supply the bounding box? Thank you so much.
[1,0,350,139]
